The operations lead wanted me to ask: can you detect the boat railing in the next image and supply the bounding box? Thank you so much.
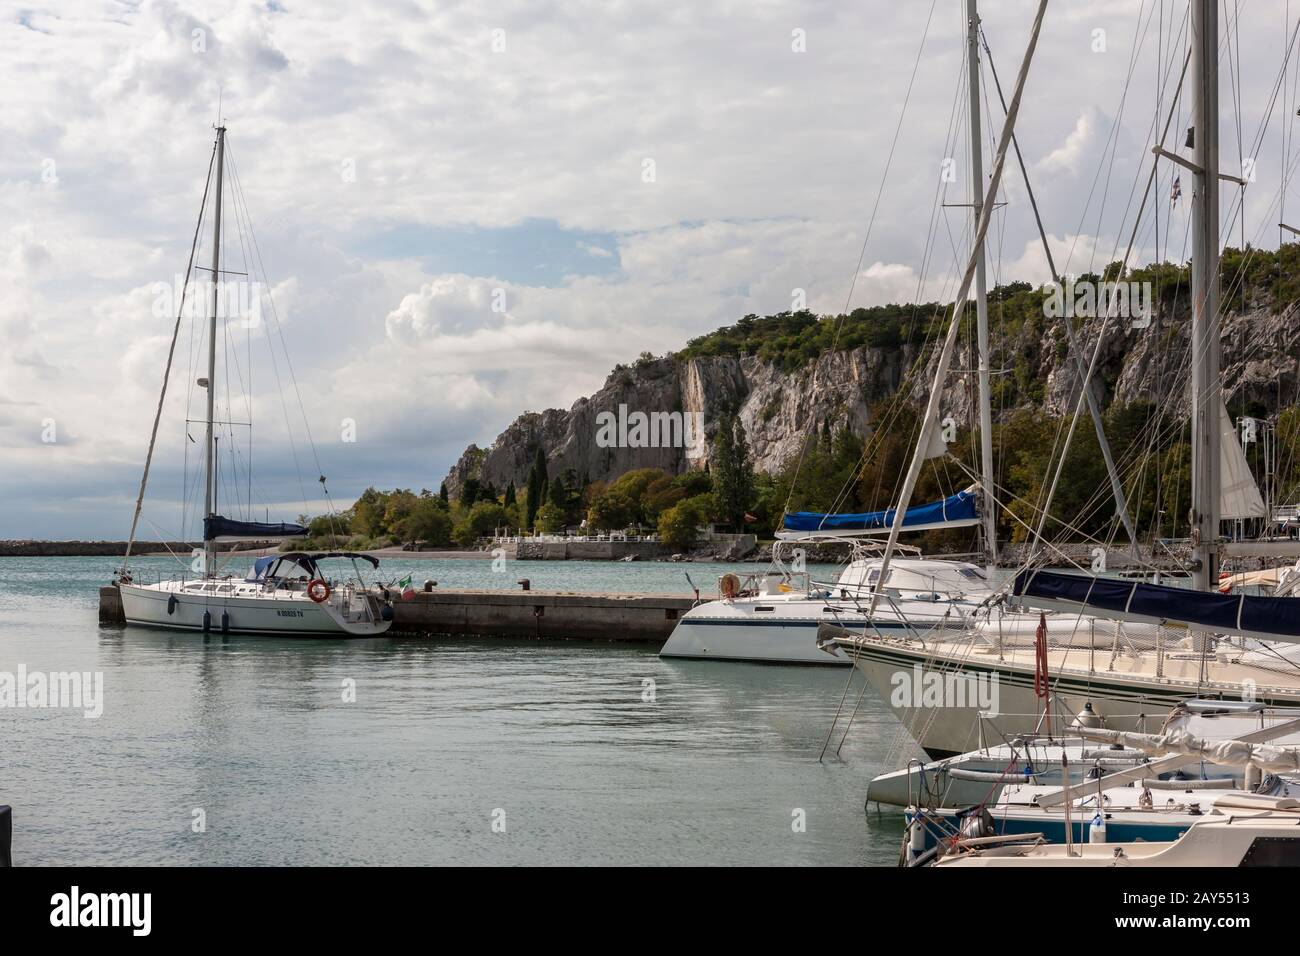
[718,569,811,599]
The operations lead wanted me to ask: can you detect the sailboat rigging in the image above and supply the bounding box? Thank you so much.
[115,125,395,638]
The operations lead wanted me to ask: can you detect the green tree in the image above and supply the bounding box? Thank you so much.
[587,489,635,531]
[394,496,452,547]
[452,501,507,547]
[712,415,755,528]
[658,498,706,550]
[461,477,481,508]
[535,501,565,533]
[351,487,389,537]
[525,446,548,529]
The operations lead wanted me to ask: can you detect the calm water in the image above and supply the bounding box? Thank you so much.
[1,555,917,866]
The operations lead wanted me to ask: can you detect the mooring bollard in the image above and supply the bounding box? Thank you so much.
[423,580,435,592]
[517,579,530,591]
[0,805,11,867]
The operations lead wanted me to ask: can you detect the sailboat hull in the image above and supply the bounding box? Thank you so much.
[839,634,1300,758]
[118,581,391,638]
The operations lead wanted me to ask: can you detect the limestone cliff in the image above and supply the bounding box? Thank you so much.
[442,299,1300,499]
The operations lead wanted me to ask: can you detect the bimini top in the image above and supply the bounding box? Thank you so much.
[245,551,380,583]
[1014,569,1300,643]
[779,487,979,539]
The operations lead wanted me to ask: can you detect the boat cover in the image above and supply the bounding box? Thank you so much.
[781,488,979,537]
[1014,569,1300,642]
[204,515,309,542]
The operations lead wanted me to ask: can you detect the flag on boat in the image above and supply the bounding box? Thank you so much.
[397,574,415,600]
[1171,175,1182,206]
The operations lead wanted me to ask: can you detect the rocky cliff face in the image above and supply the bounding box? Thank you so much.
[442,303,1300,499]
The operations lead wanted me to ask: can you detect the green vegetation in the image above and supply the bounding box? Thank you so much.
[298,245,1300,551]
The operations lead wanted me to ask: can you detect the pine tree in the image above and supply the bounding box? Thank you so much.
[504,482,517,506]
[438,483,449,505]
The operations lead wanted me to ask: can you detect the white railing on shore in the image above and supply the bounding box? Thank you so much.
[490,533,660,545]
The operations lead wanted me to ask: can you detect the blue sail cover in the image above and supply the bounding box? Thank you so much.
[204,516,309,542]
[1014,569,1300,642]
[782,488,979,536]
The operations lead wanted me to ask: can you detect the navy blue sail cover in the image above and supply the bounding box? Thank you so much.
[783,488,978,534]
[1014,569,1300,639]
[204,516,309,541]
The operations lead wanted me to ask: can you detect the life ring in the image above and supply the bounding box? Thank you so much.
[307,579,331,603]
[720,573,741,600]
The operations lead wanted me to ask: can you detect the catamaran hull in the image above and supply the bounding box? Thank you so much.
[118,583,390,637]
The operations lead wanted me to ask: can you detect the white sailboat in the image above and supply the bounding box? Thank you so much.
[829,0,1300,756]
[115,126,395,638]
[660,0,1034,667]
[659,494,994,665]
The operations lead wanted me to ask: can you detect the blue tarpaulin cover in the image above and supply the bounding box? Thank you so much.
[1014,569,1300,640]
[204,516,309,541]
[782,488,979,534]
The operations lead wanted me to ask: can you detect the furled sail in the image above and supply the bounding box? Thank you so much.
[779,487,979,539]
[1219,400,1267,519]
[203,515,309,542]
[1013,569,1300,642]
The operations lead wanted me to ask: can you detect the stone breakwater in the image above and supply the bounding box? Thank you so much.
[0,540,274,557]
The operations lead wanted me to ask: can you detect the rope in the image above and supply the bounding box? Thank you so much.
[120,138,218,574]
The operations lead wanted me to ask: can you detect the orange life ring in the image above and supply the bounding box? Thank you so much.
[307,579,331,603]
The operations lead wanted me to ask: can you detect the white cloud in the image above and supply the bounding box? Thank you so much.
[4,0,1298,536]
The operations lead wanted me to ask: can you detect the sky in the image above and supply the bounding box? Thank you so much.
[3,0,1300,539]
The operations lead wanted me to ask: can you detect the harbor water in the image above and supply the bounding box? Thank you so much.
[2,556,916,866]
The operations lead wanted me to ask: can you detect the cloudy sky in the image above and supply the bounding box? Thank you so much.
[4,0,1299,539]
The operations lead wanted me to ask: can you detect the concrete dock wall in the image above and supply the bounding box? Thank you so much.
[514,540,667,561]
[391,589,694,642]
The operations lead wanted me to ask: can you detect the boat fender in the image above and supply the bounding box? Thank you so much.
[307,579,332,603]
[202,609,211,633]
[221,611,230,635]
[167,595,178,615]
[380,604,394,622]
[1088,812,1107,844]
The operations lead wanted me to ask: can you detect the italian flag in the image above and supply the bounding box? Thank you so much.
[397,574,414,600]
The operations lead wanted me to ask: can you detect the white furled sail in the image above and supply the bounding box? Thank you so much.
[1080,726,1300,775]
[1219,399,1266,519]
[923,410,947,459]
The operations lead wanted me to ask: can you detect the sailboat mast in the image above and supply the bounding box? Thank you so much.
[202,125,226,579]
[1189,1,1221,592]
[967,0,998,567]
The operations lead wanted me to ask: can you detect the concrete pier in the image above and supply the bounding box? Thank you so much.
[99,584,123,624]
[96,583,696,643]
[392,589,693,641]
